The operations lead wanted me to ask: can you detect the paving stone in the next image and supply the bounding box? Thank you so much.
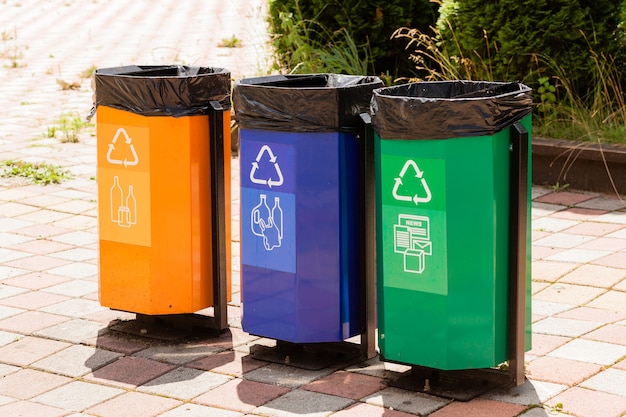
[0,400,67,417]
[558,264,626,287]
[363,387,450,415]
[159,403,242,417]
[526,356,602,385]
[32,381,125,413]
[133,343,222,365]
[84,356,177,388]
[548,339,626,365]
[532,217,579,233]
[531,300,575,317]
[0,310,70,334]
[534,191,595,206]
[330,402,417,417]
[526,333,570,357]
[534,233,596,249]
[483,379,566,406]
[301,370,386,400]
[32,344,122,377]
[0,336,70,366]
[244,362,335,389]
[137,366,232,400]
[0,291,69,309]
[546,387,626,417]
[0,284,28,300]
[533,283,606,306]
[46,262,98,279]
[40,298,106,318]
[545,248,611,263]
[0,368,71,400]
[85,391,181,417]
[35,318,107,343]
[587,290,626,312]
[254,389,354,417]
[428,399,527,417]
[41,280,98,297]
[532,317,602,337]
[583,323,626,345]
[194,378,290,413]
[579,368,626,397]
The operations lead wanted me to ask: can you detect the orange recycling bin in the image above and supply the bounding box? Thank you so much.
[94,65,231,316]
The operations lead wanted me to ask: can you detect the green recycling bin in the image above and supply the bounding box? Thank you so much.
[371,81,532,371]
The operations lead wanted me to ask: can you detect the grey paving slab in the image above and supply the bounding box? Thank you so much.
[34,318,107,343]
[363,387,450,415]
[40,299,106,318]
[133,344,223,365]
[41,279,99,297]
[32,381,124,412]
[532,317,603,338]
[548,339,626,365]
[254,389,354,417]
[32,344,122,377]
[579,369,626,397]
[244,363,335,389]
[137,367,232,400]
[482,379,567,405]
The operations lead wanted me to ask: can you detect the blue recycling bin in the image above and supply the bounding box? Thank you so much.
[233,74,383,343]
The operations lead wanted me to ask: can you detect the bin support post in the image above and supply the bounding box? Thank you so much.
[359,113,377,360]
[208,100,229,332]
[508,122,529,386]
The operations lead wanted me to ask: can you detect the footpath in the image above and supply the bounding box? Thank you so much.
[0,1,625,416]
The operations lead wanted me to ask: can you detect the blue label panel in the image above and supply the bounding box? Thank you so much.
[241,188,296,274]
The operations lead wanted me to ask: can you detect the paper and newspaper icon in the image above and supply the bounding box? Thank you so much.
[394,214,432,274]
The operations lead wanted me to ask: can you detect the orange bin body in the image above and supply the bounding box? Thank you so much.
[97,105,231,315]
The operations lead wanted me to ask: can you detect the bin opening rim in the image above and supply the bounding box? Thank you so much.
[237,73,384,90]
[94,65,230,79]
[373,81,532,101]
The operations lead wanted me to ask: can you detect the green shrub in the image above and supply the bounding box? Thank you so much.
[268,0,439,77]
[436,0,623,96]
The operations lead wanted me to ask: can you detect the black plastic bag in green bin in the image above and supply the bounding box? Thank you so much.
[233,74,384,132]
[94,65,231,117]
[371,81,532,140]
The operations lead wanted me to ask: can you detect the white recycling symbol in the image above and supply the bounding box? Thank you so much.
[392,159,432,205]
[249,145,284,188]
[106,128,139,168]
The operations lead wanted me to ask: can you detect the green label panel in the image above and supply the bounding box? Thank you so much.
[380,155,448,295]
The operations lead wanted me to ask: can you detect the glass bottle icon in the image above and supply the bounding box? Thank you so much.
[110,176,123,223]
[126,185,136,225]
[272,197,283,240]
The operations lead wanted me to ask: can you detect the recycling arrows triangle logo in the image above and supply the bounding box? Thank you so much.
[392,159,432,205]
[249,145,284,188]
[106,128,139,168]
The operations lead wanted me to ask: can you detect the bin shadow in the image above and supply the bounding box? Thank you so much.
[84,316,237,387]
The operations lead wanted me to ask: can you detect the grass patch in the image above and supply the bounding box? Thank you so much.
[47,111,92,143]
[0,160,73,185]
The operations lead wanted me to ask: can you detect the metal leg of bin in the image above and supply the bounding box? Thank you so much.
[359,113,377,360]
[508,122,529,386]
[132,102,230,336]
[207,100,229,333]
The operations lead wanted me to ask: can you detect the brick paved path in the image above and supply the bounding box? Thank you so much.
[0,1,625,416]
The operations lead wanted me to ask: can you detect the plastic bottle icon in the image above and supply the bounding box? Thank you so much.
[110,176,123,223]
[250,194,284,251]
[251,194,269,237]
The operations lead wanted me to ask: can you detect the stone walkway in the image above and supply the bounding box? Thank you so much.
[1,1,625,416]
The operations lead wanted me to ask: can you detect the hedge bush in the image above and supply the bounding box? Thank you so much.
[267,0,439,77]
[435,0,624,96]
